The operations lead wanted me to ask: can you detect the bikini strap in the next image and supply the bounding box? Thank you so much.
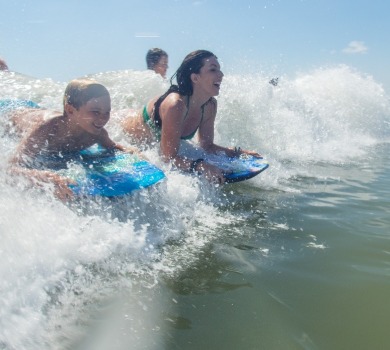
[153,85,180,128]
[183,95,190,121]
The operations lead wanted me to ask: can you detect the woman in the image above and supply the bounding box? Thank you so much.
[122,50,260,184]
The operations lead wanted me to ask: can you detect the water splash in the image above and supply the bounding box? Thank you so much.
[1,65,389,349]
[217,65,390,164]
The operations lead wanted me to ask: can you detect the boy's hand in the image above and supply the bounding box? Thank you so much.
[49,173,76,202]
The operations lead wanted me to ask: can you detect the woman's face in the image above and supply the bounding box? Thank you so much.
[194,56,224,96]
[154,55,169,78]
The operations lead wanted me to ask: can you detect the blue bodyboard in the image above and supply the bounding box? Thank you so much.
[205,154,269,183]
[50,146,165,197]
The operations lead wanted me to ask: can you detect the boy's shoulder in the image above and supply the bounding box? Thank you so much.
[28,114,64,139]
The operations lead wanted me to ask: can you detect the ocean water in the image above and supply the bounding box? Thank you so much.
[1,65,390,350]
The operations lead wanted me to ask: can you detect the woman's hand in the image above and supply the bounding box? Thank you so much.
[196,161,226,185]
[227,147,262,158]
[240,149,262,158]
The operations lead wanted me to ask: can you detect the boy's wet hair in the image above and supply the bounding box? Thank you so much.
[63,79,109,114]
[146,48,168,70]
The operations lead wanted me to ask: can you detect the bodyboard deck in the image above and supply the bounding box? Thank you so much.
[205,154,269,183]
[45,146,165,197]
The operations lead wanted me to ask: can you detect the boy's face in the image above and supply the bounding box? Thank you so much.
[154,55,168,78]
[68,94,111,135]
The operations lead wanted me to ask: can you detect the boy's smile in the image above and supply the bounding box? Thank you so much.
[73,95,111,135]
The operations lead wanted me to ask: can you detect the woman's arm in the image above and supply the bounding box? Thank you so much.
[198,99,230,154]
[198,99,262,158]
[159,95,186,161]
[158,94,196,171]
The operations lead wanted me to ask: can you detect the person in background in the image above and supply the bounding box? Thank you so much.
[122,49,261,184]
[146,48,169,78]
[8,78,140,201]
[269,77,279,86]
[0,57,9,71]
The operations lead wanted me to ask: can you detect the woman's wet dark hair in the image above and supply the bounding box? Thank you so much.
[153,50,216,128]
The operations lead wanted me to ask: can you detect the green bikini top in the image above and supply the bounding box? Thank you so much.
[143,97,205,141]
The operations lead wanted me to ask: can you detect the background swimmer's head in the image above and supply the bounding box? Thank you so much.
[146,48,168,78]
[146,48,168,70]
[171,50,216,96]
[63,78,110,116]
[0,57,9,71]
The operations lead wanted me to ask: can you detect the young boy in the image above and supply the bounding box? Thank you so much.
[9,78,137,201]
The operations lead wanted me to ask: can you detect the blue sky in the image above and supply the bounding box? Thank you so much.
[1,0,389,92]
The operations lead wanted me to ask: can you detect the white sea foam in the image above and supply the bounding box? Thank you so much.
[1,65,389,349]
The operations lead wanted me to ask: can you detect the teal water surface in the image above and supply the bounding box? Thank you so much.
[165,145,389,350]
[71,143,390,350]
[1,69,389,350]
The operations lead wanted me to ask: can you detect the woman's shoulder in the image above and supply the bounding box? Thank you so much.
[161,92,187,113]
[164,91,185,104]
[147,91,184,108]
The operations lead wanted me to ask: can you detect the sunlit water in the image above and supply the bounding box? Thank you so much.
[1,65,390,350]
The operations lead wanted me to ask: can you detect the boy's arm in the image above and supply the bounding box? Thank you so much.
[98,129,144,157]
[8,164,75,201]
[9,125,75,201]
